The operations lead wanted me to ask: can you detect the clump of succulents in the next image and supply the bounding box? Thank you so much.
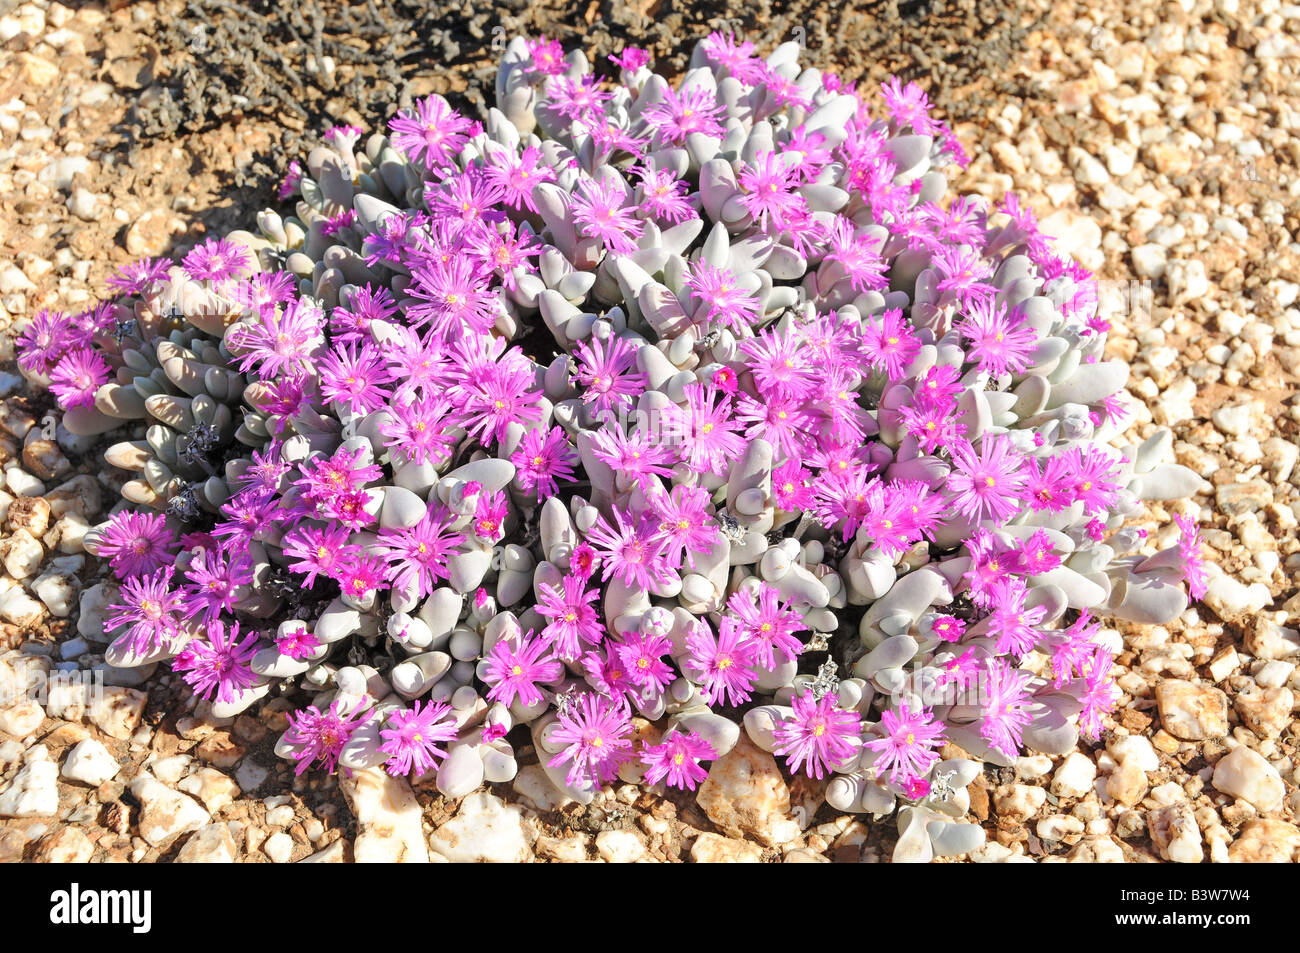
[17,33,1210,862]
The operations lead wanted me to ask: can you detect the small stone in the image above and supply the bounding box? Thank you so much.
[1106,759,1149,807]
[1037,813,1085,844]
[1155,679,1229,740]
[87,687,146,740]
[1147,801,1202,863]
[234,759,269,792]
[61,739,119,786]
[1207,646,1239,683]
[0,701,44,739]
[1234,685,1294,739]
[1204,575,1272,619]
[176,823,238,863]
[1050,752,1097,799]
[195,731,245,768]
[263,831,294,863]
[32,826,94,862]
[340,767,429,863]
[1107,734,1159,772]
[697,732,800,846]
[67,188,101,222]
[130,775,210,847]
[0,586,44,626]
[429,791,530,863]
[993,783,1047,824]
[30,568,79,617]
[22,439,71,481]
[1067,837,1125,863]
[0,760,59,817]
[1131,243,1167,279]
[6,496,50,536]
[2,528,44,579]
[1212,746,1286,813]
[595,829,650,863]
[689,832,763,863]
[125,209,183,257]
[1227,818,1300,863]
[176,767,241,813]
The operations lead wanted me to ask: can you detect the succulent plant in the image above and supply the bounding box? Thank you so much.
[16,32,1211,862]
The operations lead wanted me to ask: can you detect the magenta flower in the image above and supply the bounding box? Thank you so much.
[380,700,459,776]
[1077,646,1120,741]
[772,460,814,512]
[642,84,725,144]
[95,510,177,580]
[616,632,677,693]
[684,261,761,333]
[948,434,1025,524]
[1014,529,1062,575]
[376,505,464,600]
[275,624,322,661]
[727,583,805,670]
[650,483,718,570]
[959,300,1037,377]
[105,567,186,656]
[570,176,644,254]
[282,699,371,776]
[388,94,476,171]
[684,618,759,707]
[282,524,359,589]
[172,620,260,704]
[986,576,1047,657]
[1065,445,1122,516]
[739,327,814,401]
[16,309,74,374]
[737,152,808,234]
[574,334,646,415]
[866,701,946,786]
[182,546,252,624]
[666,381,745,477]
[49,348,110,409]
[535,573,603,660]
[380,395,459,467]
[860,308,922,382]
[181,237,252,282]
[635,166,694,224]
[589,425,676,491]
[484,631,562,708]
[930,615,966,643]
[318,340,393,415]
[772,690,862,780]
[640,731,716,790]
[586,507,673,591]
[1173,513,1209,601]
[979,658,1033,759]
[511,426,578,500]
[546,692,635,788]
[106,257,172,295]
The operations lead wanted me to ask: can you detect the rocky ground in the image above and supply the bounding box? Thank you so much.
[0,0,1296,863]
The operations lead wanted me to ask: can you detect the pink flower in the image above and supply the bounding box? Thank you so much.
[172,620,260,704]
[95,510,177,580]
[535,573,604,660]
[1173,514,1209,601]
[484,631,562,708]
[616,632,677,693]
[546,692,635,788]
[979,658,1033,759]
[866,701,946,786]
[49,348,110,409]
[640,731,716,790]
[772,690,862,780]
[283,700,370,776]
[570,177,644,254]
[511,426,578,500]
[948,434,1025,524]
[727,583,805,670]
[684,619,759,707]
[376,505,465,601]
[574,334,646,415]
[380,700,458,776]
